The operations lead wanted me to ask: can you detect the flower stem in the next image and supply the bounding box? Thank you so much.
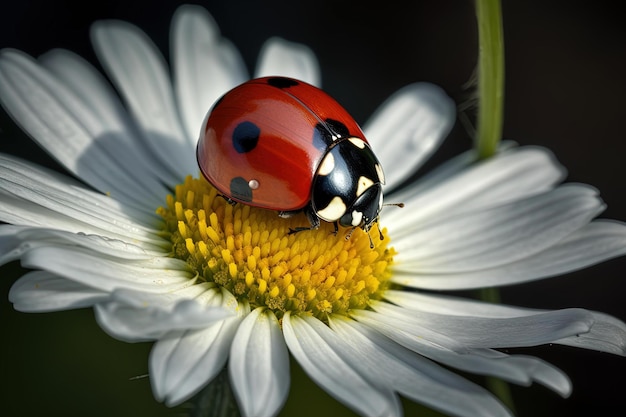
[474,0,514,412]
[474,0,505,159]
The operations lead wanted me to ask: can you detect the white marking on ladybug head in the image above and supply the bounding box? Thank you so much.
[356,176,374,197]
[317,152,335,176]
[248,179,259,190]
[348,137,366,149]
[375,163,385,184]
[351,210,363,227]
[316,196,347,222]
[379,193,384,210]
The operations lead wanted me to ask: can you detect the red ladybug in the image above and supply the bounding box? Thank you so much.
[197,76,385,234]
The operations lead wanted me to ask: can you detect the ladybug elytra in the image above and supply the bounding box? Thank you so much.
[196,76,386,237]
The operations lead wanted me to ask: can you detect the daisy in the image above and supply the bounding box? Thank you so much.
[1,4,625,417]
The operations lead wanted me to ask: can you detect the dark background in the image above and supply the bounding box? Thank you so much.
[1,1,625,416]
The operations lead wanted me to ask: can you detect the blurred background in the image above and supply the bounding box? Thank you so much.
[0,0,625,416]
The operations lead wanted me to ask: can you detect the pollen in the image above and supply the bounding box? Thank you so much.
[157,175,395,321]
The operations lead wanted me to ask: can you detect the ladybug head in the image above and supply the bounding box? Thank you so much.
[338,182,383,232]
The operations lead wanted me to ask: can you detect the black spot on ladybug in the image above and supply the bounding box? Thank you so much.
[311,118,351,149]
[312,123,334,148]
[230,177,253,202]
[267,77,299,89]
[325,119,350,139]
[232,121,260,153]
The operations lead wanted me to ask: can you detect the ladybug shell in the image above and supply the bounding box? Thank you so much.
[197,76,369,211]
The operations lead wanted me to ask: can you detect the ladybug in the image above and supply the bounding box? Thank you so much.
[197,76,386,237]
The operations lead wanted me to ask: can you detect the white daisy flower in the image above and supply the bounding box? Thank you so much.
[1,4,626,417]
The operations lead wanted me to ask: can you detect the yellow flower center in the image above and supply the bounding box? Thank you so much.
[157,175,395,321]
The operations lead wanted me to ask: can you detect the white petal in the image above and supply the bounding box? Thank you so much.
[385,140,513,198]
[329,316,513,417]
[385,146,566,229]
[393,220,626,289]
[0,153,159,224]
[150,291,245,406]
[254,37,321,86]
[171,4,248,140]
[363,82,455,190]
[0,50,168,209]
[91,19,194,180]
[382,290,625,355]
[353,309,572,397]
[20,246,191,293]
[468,349,572,397]
[0,193,162,249]
[352,305,468,352]
[40,48,181,189]
[283,313,402,417]
[0,194,163,251]
[383,289,543,317]
[9,270,108,312]
[368,300,594,349]
[393,184,604,272]
[0,225,159,267]
[229,308,289,417]
[150,323,236,406]
[94,287,232,342]
[554,310,626,356]
[0,154,163,243]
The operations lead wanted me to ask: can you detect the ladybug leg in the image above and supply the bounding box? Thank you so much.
[375,218,384,240]
[304,207,320,229]
[278,210,298,219]
[217,194,237,206]
[286,206,320,234]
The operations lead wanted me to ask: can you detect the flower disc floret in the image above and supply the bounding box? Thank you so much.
[157,175,395,321]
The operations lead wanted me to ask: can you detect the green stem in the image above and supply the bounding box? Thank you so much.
[475,0,505,159]
[475,0,514,412]
[485,374,516,413]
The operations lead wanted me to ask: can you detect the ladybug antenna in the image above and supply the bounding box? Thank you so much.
[383,202,404,209]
